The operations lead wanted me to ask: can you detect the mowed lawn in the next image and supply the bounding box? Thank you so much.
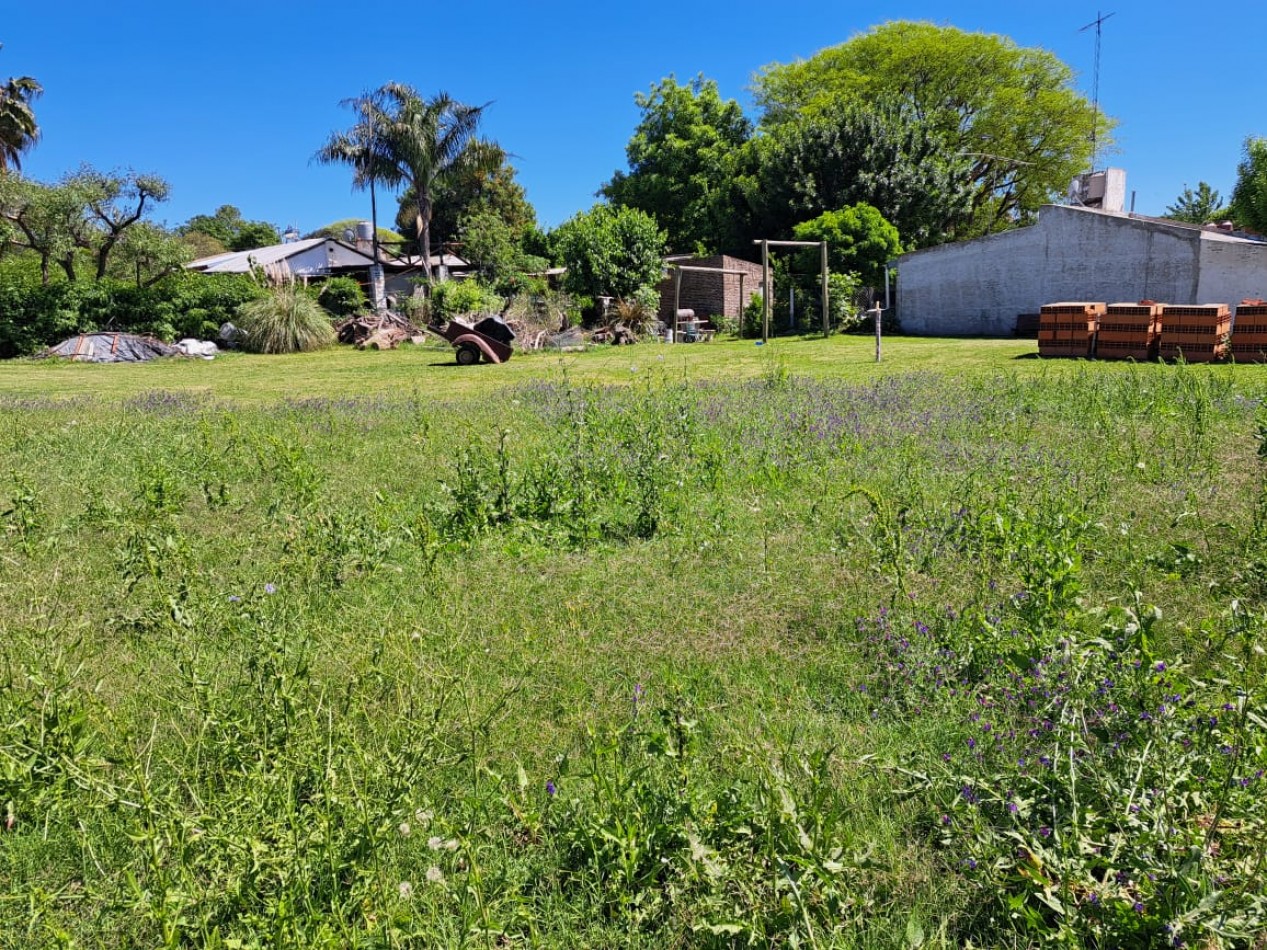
[0,334,1039,401]
[2,336,1266,948]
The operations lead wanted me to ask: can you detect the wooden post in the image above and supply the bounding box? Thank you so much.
[761,240,770,343]
[820,241,830,338]
[673,267,682,343]
[873,304,883,363]
[738,272,746,339]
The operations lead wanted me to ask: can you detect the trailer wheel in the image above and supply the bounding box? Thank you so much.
[456,344,480,366]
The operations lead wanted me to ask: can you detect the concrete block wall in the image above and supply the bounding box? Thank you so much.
[1197,237,1267,306]
[897,206,1214,336]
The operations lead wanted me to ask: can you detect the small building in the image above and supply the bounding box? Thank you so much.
[657,254,763,325]
[896,204,1267,336]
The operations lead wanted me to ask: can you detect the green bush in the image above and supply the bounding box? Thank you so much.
[429,278,502,321]
[235,284,336,354]
[0,264,265,357]
[317,276,367,318]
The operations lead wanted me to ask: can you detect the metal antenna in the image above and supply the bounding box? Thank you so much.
[1079,11,1115,170]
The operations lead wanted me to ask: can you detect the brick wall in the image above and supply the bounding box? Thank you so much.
[657,255,765,324]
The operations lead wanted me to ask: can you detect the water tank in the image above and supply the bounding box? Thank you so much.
[355,221,374,242]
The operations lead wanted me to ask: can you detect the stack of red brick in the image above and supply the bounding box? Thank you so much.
[1038,302,1103,358]
[1158,304,1231,363]
[1097,303,1161,361]
[1231,301,1267,362]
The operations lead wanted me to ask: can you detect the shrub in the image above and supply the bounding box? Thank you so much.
[0,264,265,357]
[235,284,336,354]
[429,278,502,321]
[316,276,367,318]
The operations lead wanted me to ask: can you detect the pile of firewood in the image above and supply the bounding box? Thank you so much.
[335,311,421,350]
[591,323,639,345]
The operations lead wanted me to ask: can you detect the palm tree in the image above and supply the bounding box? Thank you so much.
[0,46,41,174]
[316,83,494,282]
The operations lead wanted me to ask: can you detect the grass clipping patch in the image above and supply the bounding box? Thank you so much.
[237,284,337,354]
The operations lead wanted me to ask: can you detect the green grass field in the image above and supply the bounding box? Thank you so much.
[0,334,1036,401]
[2,338,1266,948]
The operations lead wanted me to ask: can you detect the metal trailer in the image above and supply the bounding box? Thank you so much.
[425,316,515,365]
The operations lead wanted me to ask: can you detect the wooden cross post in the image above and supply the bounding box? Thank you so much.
[820,241,830,338]
[761,240,771,343]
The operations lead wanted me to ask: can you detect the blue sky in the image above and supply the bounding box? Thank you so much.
[4,0,1266,239]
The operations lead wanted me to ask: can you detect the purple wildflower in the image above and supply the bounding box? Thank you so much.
[264,583,276,594]
[545,781,557,797]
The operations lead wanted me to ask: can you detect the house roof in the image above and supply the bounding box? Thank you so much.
[897,204,1267,266]
[187,238,419,275]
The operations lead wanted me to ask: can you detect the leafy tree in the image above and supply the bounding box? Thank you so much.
[306,218,406,249]
[80,168,171,278]
[755,21,1107,237]
[553,204,665,303]
[182,205,279,252]
[1230,137,1267,234]
[457,208,548,295]
[1,167,173,283]
[179,230,228,260]
[317,84,496,281]
[0,47,40,174]
[602,75,752,254]
[791,203,901,286]
[0,173,97,282]
[394,143,535,249]
[1165,182,1227,224]
[745,99,973,250]
[110,222,191,287]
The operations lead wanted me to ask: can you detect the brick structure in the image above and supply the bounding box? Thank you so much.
[657,254,764,325]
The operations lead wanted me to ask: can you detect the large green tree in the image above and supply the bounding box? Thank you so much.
[755,21,1107,237]
[181,205,279,252]
[791,203,901,286]
[394,143,535,250]
[744,98,973,250]
[1230,137,1267,234]
[553,205,665,303]
[1165,182,1227,224]
[457,208,548,295]
[317,84,495,281]
[0,47,40,174]
[81,168,170,278]
[602,75,752,255]
[1,167,172,282]
[0,174,95,282]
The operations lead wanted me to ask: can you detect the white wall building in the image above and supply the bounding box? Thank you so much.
[896,204,1267,336]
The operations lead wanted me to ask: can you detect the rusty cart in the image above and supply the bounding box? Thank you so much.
[426,316,516,365]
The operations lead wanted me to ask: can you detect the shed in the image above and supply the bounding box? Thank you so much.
[895,205,1267,336]
[657,254,763,325]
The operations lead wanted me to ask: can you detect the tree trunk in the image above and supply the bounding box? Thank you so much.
[415,191,433,283]
[59,254,76,282]
[95,236,116,280]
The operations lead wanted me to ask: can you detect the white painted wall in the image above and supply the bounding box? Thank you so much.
[895,206,1236,336]
[1197,236,1267,306]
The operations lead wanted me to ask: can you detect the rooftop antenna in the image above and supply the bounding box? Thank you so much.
[1079,10,1115,171]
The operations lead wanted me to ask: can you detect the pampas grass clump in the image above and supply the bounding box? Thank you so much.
[237,284,337,354]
